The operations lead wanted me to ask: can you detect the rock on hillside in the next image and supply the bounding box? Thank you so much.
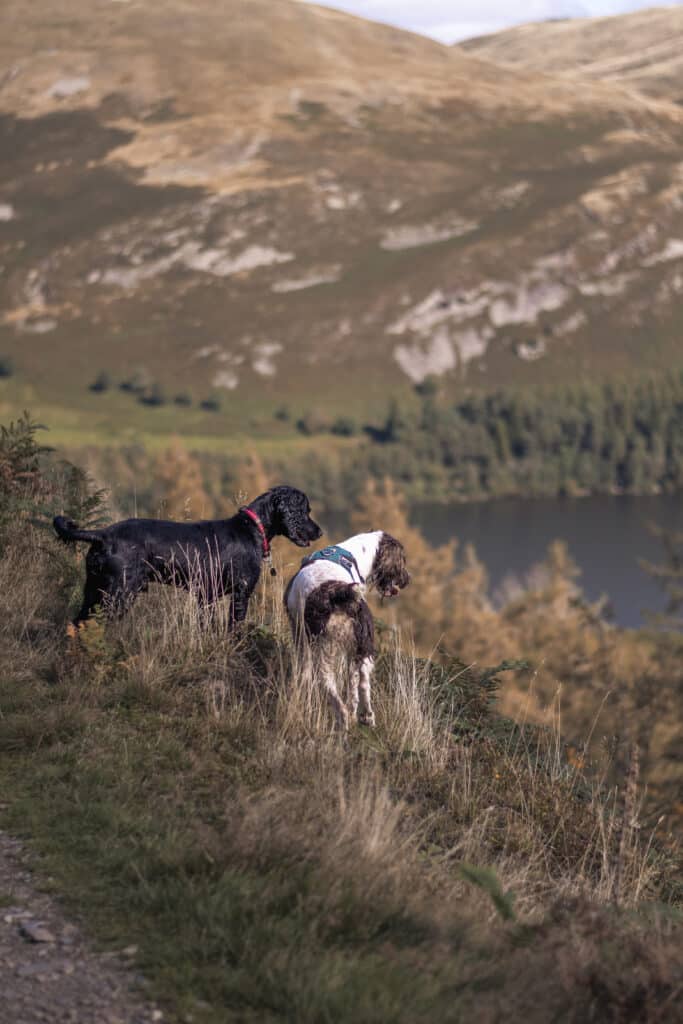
[1,0,683,418]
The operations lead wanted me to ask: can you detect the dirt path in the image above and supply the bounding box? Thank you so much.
[0,830,163,1024]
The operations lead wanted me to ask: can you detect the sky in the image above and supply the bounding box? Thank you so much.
[306,0,682,43]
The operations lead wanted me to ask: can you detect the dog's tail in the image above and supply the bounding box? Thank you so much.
[302,581,374,658]
[304,581,359,634]
[53,515,104,544]
[324,583,362,613]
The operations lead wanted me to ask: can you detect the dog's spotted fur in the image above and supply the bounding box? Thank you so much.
[286,531,410,730]
[303,581,375,660]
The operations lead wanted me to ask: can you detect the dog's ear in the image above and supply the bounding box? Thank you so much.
[369,533,410,596]
[267,486,287,523]
[271,486,321,546]
[276,486,305,535]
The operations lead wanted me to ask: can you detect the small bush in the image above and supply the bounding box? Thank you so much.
[200,397,221,413]
[89,371,112,394]
[0,356,14,379]
[120,370,152,395]
[138,384,167,407]
[296,408,330,435]
[173,392,193,407]
[414,375,439,398]
[274,405,290,422]
[331,416,358,437]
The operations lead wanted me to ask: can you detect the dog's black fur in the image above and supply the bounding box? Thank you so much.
[54,486,322,627]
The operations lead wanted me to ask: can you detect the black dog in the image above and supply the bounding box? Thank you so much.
[54,486,322,628]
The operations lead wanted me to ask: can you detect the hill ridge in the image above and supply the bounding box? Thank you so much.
[457,6,683,102]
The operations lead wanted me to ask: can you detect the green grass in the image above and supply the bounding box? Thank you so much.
[0,711,475,1022]
[0,390,366,457]
[0,500,681,1022]
[0,425,680,1022]
[1,645,677,1023]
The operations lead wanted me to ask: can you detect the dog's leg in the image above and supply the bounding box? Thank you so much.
[357,656,376,728]
[75,547,147,626]
[73,548,111,626]
[324,674,349,733]
[227,576,259,631]
[349,664,360,722]
[97,556,151,620]
[318,645,349,733]
[73,575,137,628]
[228,581,251,630]
[73,574,105,627]
[101,575,139,618]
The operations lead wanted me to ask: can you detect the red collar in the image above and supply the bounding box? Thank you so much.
[240,507,270,560]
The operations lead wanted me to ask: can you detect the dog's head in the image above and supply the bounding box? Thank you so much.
[264,486,323,547]
[367,532,410,598]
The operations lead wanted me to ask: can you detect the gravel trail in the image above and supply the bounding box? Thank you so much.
[0,830,163,1024]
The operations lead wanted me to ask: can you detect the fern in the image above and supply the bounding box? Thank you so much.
[460,864,517,923]
[0,412,109,551]
[422,655,530,741]
[31,461,109,533]
[0,411,51,498]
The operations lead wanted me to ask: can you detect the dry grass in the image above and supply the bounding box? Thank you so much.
[1,498,681,1021]
[350,478,683,842]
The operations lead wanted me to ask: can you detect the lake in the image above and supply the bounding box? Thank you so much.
[411,493,681,629]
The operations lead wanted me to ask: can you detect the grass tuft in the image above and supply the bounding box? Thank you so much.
[0,505,681,1022]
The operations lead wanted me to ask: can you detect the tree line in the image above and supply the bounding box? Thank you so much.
[362,370,683,501]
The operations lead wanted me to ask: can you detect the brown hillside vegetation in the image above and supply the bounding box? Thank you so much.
[1,0,661,130]
[2,1,683,434]
[459,6,683,103]
[41,429,683,835]
[0,419,682,1022]
[352,478,683,840]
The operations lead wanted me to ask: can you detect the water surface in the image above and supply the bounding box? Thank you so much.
[411,493,681,629]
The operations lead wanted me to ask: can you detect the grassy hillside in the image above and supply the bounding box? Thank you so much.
[0,432,681,1023]
[459,6,683,103]
[2,1,683,444]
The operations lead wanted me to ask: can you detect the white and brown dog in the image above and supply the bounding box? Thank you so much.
[285,531,410,731]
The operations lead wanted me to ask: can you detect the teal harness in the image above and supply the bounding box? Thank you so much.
[300,545,365,583]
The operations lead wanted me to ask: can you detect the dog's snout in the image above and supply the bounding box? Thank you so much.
[308,520,323,540]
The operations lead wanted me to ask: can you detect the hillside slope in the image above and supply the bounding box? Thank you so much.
[1,1,683,435]
[458,7,683,103]
[1,431,681,1022]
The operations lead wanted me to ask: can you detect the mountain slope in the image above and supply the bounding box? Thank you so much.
[458,6,683,103]
[1,1,683,436]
